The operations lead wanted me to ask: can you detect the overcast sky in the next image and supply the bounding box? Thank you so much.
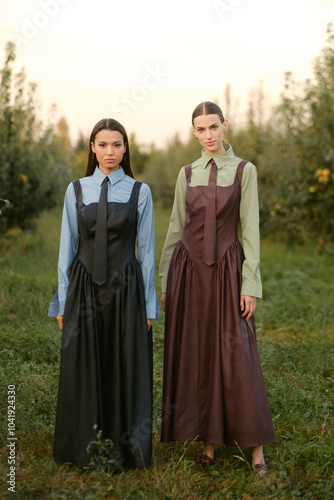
[0,0,333,147]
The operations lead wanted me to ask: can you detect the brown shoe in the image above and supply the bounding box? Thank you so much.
[198,453,215,469]
[252,462,268,475]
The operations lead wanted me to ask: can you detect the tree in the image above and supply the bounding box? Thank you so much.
[129,133,150,178]
[71,131,89,179]
[0,42,73,232]
[56,116,71,152]
[144,132,201,207]
[262,23,334,249]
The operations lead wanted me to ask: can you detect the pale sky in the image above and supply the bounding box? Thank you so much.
[0,0,333,147]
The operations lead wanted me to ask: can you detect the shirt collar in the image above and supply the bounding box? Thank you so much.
[201,143,235,169]
[93,166,126,185]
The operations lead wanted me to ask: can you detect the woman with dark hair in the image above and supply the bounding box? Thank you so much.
[160,102,275,473]
[49,118,158,469]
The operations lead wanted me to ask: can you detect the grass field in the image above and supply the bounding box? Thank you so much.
[0,206,333,499]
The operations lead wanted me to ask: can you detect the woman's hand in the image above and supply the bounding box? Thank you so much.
[147,318,152,331]
[161,293,166,312]
[57,313,64,330]
[240,295,256,321]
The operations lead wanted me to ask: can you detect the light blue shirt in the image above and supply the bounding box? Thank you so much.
[48,166,159,319]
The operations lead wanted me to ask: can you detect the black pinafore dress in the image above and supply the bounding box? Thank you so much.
[161,162,275,447]
[54,180,152,468]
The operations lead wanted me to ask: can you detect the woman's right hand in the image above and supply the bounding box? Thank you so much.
[161,293,166,312]
[57,314,64,330]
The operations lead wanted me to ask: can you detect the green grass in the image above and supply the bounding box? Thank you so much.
[0,207,333,499]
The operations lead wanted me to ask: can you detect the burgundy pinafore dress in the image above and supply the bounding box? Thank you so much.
[161,161,275,447]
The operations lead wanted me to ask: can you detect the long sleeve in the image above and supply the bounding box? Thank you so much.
[137,183,159,319]
[48,183,78,316]
[159,148,262,298]
[49,168,159,319]
[159,168,187,293]
[240,163,262,298]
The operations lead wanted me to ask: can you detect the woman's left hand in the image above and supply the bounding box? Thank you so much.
[57,313,64,330]
[240,295,256,321]
[147,318,152,331]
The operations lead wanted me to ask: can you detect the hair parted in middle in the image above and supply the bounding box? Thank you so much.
[192,101,225,126]
[85,118,134,178]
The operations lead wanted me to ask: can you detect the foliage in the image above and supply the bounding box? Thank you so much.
[0,198,11,232]
[129,132,150,177]
[255,23,334,249]
[144,133,201,206]
[142,25,334,250]
[0,42,73,232]
[86,426,121,473]
[72,132,89,180]
[2,25,334,248]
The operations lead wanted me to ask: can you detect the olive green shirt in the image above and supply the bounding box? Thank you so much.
[159,144,262,298]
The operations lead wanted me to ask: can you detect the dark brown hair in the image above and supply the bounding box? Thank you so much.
[85,118,134,178]
[191,101,225,126]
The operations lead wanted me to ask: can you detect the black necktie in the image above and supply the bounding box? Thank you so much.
[93,177,109,285]
[202,159,217,266]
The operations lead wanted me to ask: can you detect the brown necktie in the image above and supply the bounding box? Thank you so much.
[93,176,109,285]
[202,159,217,266]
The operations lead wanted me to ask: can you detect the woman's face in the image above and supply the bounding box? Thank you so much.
[91,129,127,174]
[192,114,228,156]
